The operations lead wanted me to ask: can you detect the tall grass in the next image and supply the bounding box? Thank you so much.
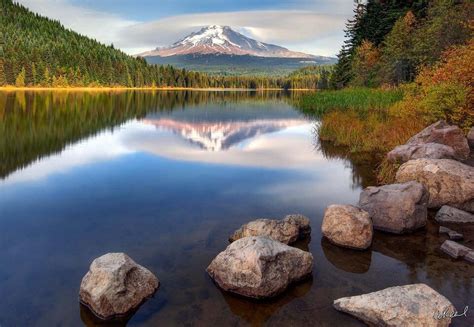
[298,87,404,117]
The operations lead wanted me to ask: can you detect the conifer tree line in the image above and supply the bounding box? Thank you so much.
[330,0,473,88]
[0,0,330,89]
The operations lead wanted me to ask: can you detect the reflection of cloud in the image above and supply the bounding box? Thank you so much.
[142,118,307,151]
[122,122,328,170]
[1,125,137,186]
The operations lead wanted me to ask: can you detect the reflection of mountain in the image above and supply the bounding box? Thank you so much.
[143,118,307,151]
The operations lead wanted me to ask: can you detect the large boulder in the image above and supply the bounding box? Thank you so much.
[333,284,455,327]
[396,159,474,212]
[405,120,470,160]
[435,205,474,224]
[207,236,313,299]
[359,181,428,234]
[79,253,159,319]
[387,143,456,163]
[321,205,373,250]
[229,214,311,244]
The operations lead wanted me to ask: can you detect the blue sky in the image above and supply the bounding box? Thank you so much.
[18,0,353,56]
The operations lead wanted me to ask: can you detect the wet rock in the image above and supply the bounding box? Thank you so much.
[405,120,470,160]
[359,181,428,234]
[396,159,474,212]
[387,143,456,163]
[439,226,464,241]
[435,205,474,224]
[321,238,372,274]
[465,251,474,263]
[468,127,474,149]
[440,240,473,260]
[333,284,454,327]
[321,204,372,250]
[229,214,311,244]
[207,236,313,299]
[79,253,159,320]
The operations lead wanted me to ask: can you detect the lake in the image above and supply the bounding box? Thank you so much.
[0,91,472,326]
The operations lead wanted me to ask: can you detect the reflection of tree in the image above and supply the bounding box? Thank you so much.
[0,90,304,179]
[310,123,380,188]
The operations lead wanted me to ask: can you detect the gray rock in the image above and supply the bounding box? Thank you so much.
[333,284,454,327]
[387,143,456,163]
[406,120,470,160]
[440,240,471,259]
[465,251,474,263]
[396,159,474,212]
[438,226,464,241]
[79,253,159,319]
[229,214,311,244]
[359,181,428,234]
[467,127,474,149]
[207,236,313,299]
[321,204,373,250]
[435,205,474,224]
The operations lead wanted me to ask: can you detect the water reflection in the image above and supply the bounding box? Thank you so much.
[0,90,472,327]
[321,238,372,274]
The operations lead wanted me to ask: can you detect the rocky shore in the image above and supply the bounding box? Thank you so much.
[78,121,473,324]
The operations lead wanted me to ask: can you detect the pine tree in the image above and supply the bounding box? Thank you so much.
[15,67,26,87]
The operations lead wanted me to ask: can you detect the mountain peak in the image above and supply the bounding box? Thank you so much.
[138,25,315,59]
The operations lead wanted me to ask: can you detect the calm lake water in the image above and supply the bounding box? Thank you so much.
[0,91,472,327]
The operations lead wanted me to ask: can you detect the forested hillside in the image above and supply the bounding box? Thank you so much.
[331,0,472,88]
[0,0,330,89]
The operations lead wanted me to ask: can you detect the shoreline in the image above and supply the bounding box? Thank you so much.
[0,86,315,92]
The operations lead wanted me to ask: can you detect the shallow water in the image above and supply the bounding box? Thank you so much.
[0,91,472,327]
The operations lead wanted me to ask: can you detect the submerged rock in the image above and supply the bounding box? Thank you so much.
[440,240,473,261]
[229,214,311,244]
[405,120,470,160]
[387,143,456,163]
[396,159,474,212]
[321,204,372,250]
[359,181,428,234]
[79,253,159,320]
[333,284,454,327]
[207,236,313,299]
[435,205,474,224]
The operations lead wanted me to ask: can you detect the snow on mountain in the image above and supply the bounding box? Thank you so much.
[138,25,315,59]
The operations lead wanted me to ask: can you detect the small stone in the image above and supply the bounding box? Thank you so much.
[440,240,471,259]
[448,231,463,241]
[435,206,474,224]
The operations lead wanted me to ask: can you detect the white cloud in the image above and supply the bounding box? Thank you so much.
[122,11,348,56]
[16,0,138,48]
[17,0,350,56]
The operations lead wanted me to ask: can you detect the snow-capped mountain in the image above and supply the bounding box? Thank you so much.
[138,25,315,58]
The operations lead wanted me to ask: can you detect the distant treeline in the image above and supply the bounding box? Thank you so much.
[0,0,331,89]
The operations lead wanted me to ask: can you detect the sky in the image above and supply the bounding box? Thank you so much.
[17,0,353,56]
